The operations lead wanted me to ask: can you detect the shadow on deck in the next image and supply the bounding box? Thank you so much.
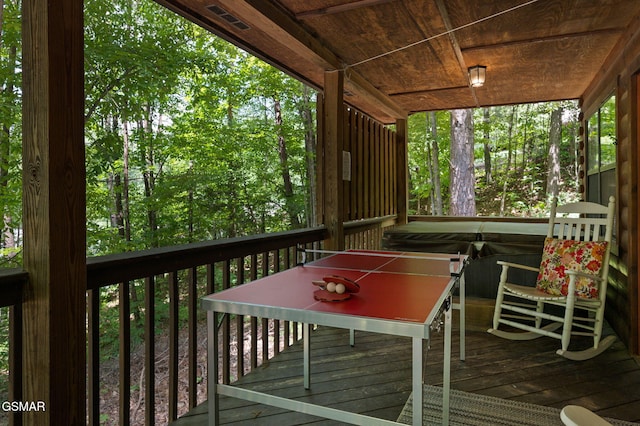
[172,317,640,425]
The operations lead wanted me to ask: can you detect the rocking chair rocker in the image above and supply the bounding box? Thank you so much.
[488,196,616,361]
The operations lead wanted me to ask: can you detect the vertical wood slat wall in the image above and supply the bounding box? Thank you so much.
[340,106,397,221]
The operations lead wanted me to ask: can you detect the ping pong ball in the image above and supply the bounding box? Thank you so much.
[326,282,336,293]
[335,283,346,294]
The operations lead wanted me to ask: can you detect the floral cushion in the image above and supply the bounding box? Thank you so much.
[535,237,608,299]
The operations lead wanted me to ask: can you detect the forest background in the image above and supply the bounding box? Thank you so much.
[0,0,580,420]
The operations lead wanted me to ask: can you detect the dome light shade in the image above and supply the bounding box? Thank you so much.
[468,65,487,87]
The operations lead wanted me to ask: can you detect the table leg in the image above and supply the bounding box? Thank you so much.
[207,311,219,426]
[303,323,311,389]
[412,337,423,426]
[443,295,452,426]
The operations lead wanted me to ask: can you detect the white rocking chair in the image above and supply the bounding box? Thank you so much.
[488,196,616,361]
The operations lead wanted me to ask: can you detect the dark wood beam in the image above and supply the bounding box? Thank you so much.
[322,71,345,250]
[296,0,396,19]
[21,0,86,424]
[435,0,480,107]
[395,118,408,224]
[388,84,469,97]
[462,28,624,53]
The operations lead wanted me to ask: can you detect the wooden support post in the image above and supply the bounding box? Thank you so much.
[21,0,86,424]
[395,118,409,224]
[322,70,345,250]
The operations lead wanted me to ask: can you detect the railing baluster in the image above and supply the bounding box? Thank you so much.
[283,248,292,347]
[249,254,258,369]
[119,281,131,426]
[8,303,23,426]
[144,276,156,426]
[168,271,179,421]
[235,257,245,378]
[273,250,281,354]
[261,252,270,364]
[206,263,214,294]
[188,267,198,409]
[282,247,291,348]
[87,288,100,426]
[221,261,231,384]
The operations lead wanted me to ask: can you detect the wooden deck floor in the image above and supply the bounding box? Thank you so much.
[173,321,640,425]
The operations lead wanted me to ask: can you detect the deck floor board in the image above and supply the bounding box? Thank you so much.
[172,324,640,425]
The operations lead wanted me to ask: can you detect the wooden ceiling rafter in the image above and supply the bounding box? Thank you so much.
[388,83,469,98]
[434,0,480,107]
[295,0,397,19]
[461,28,625,53]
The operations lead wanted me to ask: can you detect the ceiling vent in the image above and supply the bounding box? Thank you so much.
[207,5,250,30]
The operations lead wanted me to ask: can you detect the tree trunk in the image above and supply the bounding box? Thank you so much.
[122,120,132,242]
[120,118,142,326]
[274,97,301,228]
[108,172,125,237]
[299,85,316,227]
[140,105,158,247]
[426,135,434,215]
[500,106,517,215]
[449,109,476,216]
[546,106,563,199]
[1,120,14,254]
[520,104,532,174]
[483,108,492,184]
[1,36,18,256]
[428,111,443,215]
[188,161,194,242]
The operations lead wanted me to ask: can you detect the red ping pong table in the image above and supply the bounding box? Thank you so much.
[202,249,468,426]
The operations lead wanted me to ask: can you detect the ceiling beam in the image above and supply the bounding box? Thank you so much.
[462,28,623,53]
[296,0,396,19]
[216,0,407,120]
[388,84,469,97]
[435,0,480,107]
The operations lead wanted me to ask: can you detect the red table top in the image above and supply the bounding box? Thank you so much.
[202,250,465,325]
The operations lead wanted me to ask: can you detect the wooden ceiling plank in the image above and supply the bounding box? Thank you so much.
[296,0,397,19]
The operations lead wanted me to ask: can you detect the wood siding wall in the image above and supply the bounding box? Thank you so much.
[581,15,640,354]
[317,102,398,224]
[343,106,397,221]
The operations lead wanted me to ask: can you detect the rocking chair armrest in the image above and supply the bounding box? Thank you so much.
[496,260,539,273]
[566,269,604,283]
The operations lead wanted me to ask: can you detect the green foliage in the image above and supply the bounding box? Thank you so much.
[82,0,316,255]
[0,0,22,269]
[408,102,581,216]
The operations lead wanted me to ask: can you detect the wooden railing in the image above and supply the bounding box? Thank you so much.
[1,215,397,425]
[0,268,28,426]
[344,214,397,249]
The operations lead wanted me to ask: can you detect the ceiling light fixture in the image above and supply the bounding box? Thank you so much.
[468,65,487,87]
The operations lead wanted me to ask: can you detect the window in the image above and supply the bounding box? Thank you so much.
[586,95,616,206]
